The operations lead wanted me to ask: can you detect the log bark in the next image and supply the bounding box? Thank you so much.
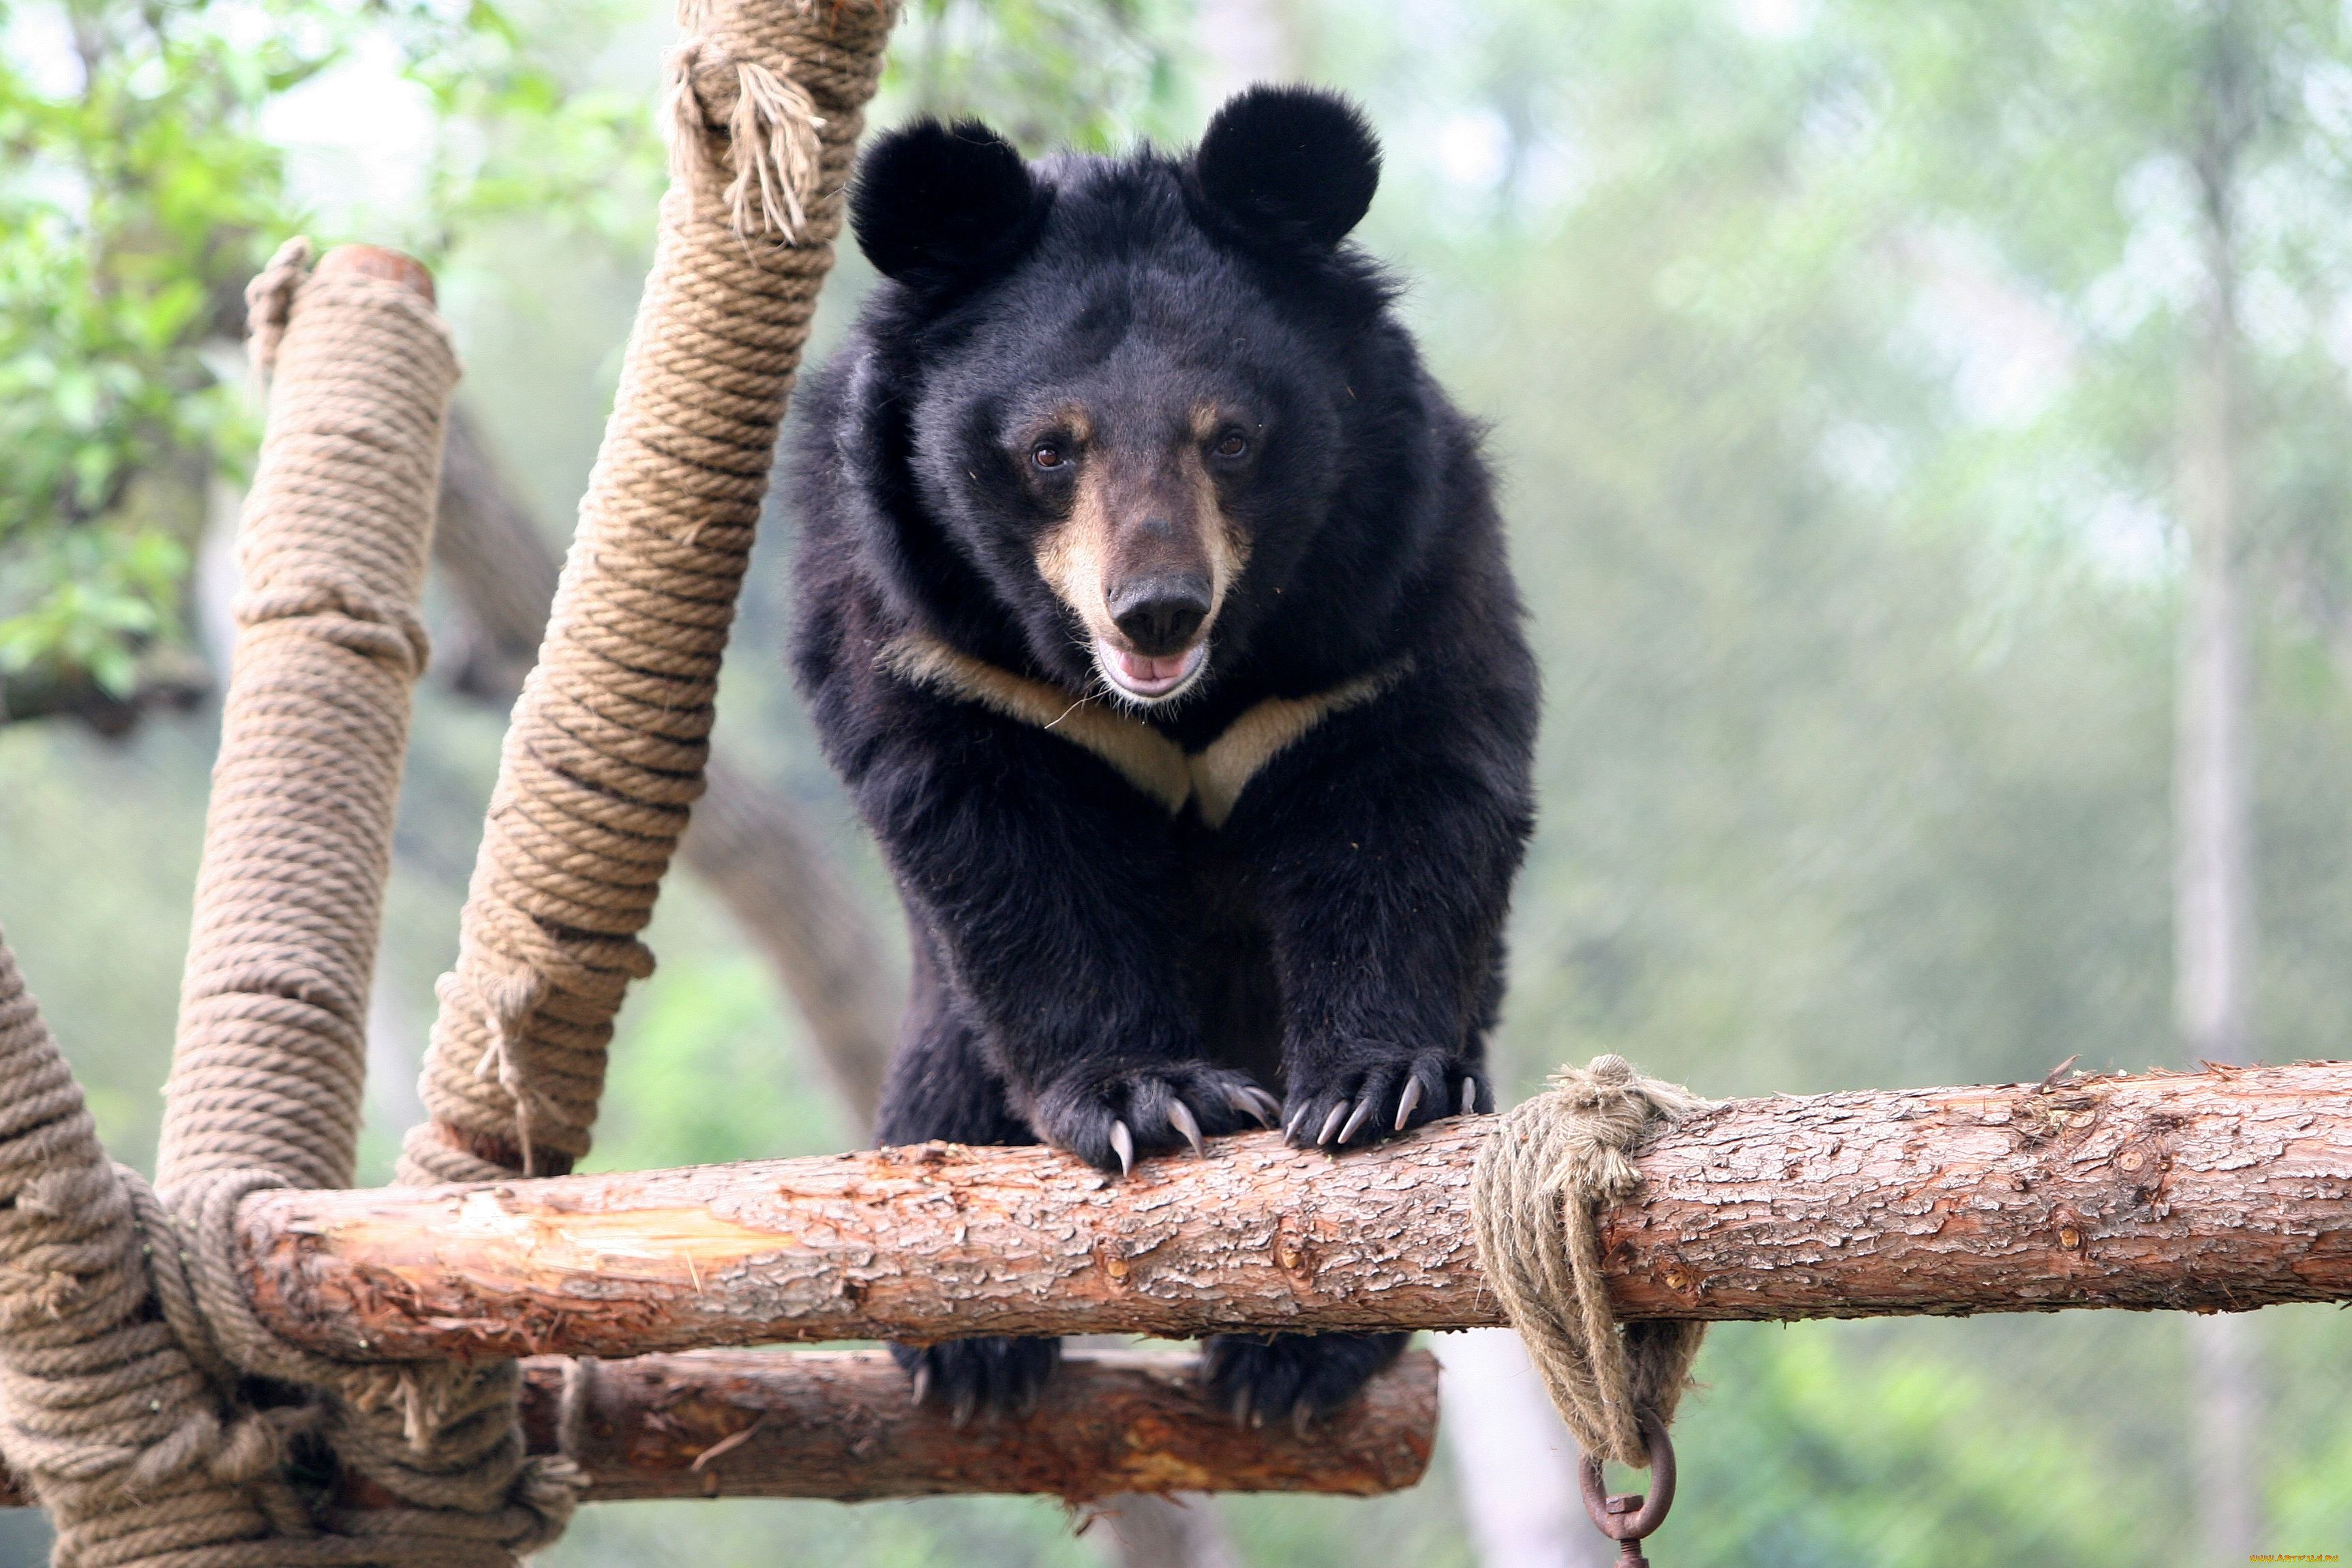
[233,1064,2352,1361]
[0,1349,1432,1508]
[533,1348,1433,1503]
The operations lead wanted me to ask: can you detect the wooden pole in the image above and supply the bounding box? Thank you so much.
[232,1063,2352,1361]
[533,1348,1434,1503]
[0,1349,1434,1508]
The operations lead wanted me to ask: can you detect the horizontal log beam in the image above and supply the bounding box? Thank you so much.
[235,1064,2352,1362]
[0,1349,1435,1508]
[532,1347,1434,1503]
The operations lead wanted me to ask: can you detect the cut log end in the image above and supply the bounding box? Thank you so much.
[315,245,436,303]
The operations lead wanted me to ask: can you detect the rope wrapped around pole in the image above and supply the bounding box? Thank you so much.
[156,241,450,1196]
[399,0,896,1188]
[0,245,577,1567]
[0,934,295,1567]
[1469,1057,1714,1470]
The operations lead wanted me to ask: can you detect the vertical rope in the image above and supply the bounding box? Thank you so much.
[155,242,457,1196]
[399,0,896,1186]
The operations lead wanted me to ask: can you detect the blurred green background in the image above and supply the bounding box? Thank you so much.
[6,0,2352,1563]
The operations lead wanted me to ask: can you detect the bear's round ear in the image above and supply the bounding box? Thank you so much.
[1190,86,1381,249]
[851,119,1042,289]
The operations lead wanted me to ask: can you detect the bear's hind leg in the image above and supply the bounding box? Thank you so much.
[876,970,1064,1422]
[888,1336,1062,1426]
[1201,1331,1409,1430]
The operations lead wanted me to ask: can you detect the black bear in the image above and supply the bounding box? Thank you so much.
[789,86,1538,1428]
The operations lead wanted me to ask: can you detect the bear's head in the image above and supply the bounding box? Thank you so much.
[845,87,1401,710]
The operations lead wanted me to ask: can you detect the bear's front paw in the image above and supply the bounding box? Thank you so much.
[1282,1050,1487,1149]
[892,1336,1061,1426]
[1031,1063,1280,1174]
[1202,1331,1408,1430]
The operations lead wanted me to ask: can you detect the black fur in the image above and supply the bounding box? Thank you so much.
[849,119,1049,293]
[791,87,1538,1426]
[1203,1331,1412,1430]
[1190,84,1381,251]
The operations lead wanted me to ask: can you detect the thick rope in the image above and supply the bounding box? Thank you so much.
[1468,1056,1715,1470]
[186,243,575,1564]
[155,239,452,1196]
[0,933,290,1567]
[0,244,576,1566]
[0,6,894,1550]
[0,935,571,1565]
[399,0,895,1186]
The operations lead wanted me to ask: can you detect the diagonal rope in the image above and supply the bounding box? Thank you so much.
[0,933,292,1568]
[399,0,896,1188]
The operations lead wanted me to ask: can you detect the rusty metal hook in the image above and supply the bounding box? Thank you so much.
[1578,1414,1677,1565]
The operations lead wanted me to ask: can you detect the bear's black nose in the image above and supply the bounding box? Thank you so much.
[1109,574,1212,655]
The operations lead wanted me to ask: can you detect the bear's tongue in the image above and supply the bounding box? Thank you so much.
[1117,650,1192,685]
[1105,642,1205,697]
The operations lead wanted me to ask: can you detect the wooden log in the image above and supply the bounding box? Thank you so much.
[531,1347,1435,1503]
[0,1349,1435,1509]
[235,1064,2352,1361]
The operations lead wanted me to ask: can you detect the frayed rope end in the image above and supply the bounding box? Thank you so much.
[663,41,826,244]
[243,237,315,389]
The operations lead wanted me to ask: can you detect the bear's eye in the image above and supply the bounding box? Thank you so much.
[1213,429,1250,459]
[1031,441,1068,471]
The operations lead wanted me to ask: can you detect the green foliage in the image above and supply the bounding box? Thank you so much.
[890,0,1191,151]
[0,526,186,695]
[393,0,672,258]
[582,891,854,1174]
[1672,1324,2165,1568]
[0,0,305,687]
[545,1493,1107,1568]
[0,716,209,1171]
[0,0,666,696]
[1317,0,2352,1555]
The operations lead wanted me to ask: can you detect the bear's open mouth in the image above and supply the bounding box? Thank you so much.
[1098,639,1207,703]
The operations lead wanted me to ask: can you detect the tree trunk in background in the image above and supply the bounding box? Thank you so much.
[2177,49,2263,1561]
[1088,1487,1245,1568]
[431,410,562,704]
[1433,1332,1607,1568]
[680,762,897,1119]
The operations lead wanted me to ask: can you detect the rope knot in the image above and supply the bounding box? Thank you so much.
[665,37,825,242]
[58,1166,585,1560]
[1469,1056,1717,1468]
[232,580,434,681]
